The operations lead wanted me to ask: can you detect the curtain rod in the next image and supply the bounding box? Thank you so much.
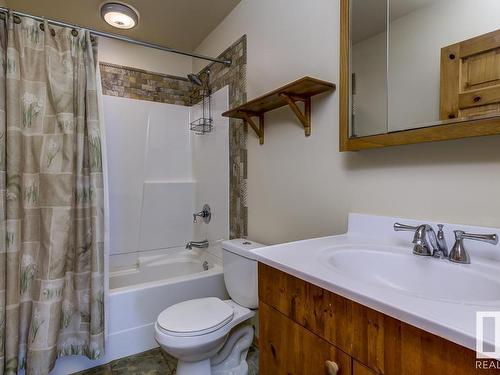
[0,6,232,66]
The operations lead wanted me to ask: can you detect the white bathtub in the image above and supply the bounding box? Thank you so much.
[51,246,228,374]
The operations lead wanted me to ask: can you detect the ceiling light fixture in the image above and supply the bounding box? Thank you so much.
[100,2,139,29]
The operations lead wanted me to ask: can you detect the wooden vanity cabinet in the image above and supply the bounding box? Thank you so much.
[353,361,378,375]
[259,302,352,374]
[258,263,500,375]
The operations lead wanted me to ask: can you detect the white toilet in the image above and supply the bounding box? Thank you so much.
[155,239,263,375]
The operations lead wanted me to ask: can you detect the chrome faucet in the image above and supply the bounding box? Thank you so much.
[394,223,448,258]
[185,240,209,250]
[395,222,498,264]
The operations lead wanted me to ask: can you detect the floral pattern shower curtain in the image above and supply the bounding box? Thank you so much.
[0,14,105,375]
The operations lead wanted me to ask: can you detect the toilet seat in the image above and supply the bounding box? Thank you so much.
[157,297,234,337]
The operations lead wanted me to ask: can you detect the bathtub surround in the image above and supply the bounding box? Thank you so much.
[103,86,231,266]
[100,62,194,106]
[102,96,193,263]
[0,16,104,375]
[100,35,248,239]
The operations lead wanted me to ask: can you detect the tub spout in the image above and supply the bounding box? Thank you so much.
[185,240,209,250]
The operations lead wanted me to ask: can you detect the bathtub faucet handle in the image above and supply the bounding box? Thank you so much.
[193,204,211,224]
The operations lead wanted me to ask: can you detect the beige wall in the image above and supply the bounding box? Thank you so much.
[195,0,500,245]
[98,36,193,77]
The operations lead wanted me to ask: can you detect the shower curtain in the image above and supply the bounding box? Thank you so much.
[0,14,105,375]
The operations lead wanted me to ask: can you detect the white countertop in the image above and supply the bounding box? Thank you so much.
[254,213,500,352]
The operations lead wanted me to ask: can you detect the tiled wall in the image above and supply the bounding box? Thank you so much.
[100,62,194,106]
[197,36,248,238]
[99,35,248,239]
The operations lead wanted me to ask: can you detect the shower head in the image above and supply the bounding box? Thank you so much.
[187,73,203,86]
[187,70,210,87]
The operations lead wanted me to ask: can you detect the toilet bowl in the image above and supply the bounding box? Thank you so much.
[154,239,264,375]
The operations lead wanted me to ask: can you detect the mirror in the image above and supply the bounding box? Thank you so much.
[350,0,387,137]
[341,0,500,150]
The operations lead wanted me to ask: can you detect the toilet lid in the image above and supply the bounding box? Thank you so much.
[157,297,234,336]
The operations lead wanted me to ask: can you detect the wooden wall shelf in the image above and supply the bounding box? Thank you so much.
[222,77,335,144]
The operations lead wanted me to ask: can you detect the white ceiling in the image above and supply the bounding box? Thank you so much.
[352,0,439,43]
[5,0,241,51]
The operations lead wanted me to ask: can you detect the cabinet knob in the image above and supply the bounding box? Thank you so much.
[325,360,339,375]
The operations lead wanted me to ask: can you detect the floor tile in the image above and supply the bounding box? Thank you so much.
[72,345,258,375]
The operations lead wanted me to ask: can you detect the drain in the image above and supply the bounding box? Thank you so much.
[202,261,209,271]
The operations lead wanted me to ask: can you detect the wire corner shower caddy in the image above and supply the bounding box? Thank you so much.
[189,70,213,135]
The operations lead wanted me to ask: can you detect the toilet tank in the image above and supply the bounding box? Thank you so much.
[221,239,264,309]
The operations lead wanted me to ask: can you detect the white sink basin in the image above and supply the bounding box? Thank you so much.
[254,213,500,351]
[320,245,500,304]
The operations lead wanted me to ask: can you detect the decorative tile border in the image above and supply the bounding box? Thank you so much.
[99,62,194,106]
[197,35,248,238]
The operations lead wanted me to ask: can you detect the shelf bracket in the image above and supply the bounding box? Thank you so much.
[239,111,265,145]
[279,93,312,136]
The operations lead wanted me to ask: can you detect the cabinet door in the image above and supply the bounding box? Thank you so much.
[440,28,500,120]
[259,301,352,375]
[353,360,378,375]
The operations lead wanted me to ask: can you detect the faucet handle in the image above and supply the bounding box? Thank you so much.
[193,204,211,224]
[394,222,418,232]
[449,230,498,264]
[454,230,498,245]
